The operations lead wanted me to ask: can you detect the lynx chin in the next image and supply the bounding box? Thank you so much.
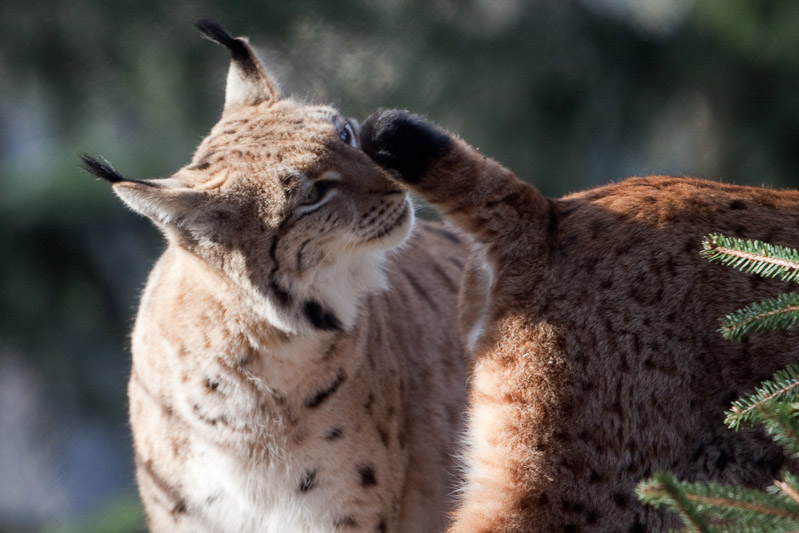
[361,109,799,532]
[83,22,470,533]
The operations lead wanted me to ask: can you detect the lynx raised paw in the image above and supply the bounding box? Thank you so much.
[361,109,452,183]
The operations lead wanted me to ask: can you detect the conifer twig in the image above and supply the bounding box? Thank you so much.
[683,492,799,520]
[702,234,799,284]
[636,473,712,532]
[726,365,799,429]
[775,480,799,506]
[720,293,799,341]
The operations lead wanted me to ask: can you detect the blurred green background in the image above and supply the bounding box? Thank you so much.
[2,0,799,530]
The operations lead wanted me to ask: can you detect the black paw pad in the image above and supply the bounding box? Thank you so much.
[361,109,452,184]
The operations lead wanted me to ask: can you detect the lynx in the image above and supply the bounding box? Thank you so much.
[82,23,469,532]
[361,109,799,532]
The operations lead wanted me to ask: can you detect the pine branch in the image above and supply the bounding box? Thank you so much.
[771,472,799,507]
[719,292,799,341]
[774,480,799,506]
[726,365,799,430]
[636,473,711,533]
[702,234,799,284]
[757,403,799,458]
[638,473,799,532]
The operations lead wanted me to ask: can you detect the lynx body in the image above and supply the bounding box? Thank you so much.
[362,110,799,532]
[85,24,468,532]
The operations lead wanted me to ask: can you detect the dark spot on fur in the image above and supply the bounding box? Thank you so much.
[325,427,343,441]
[204,378,220,391]
[690,444,706,462]
[449,256,463,269]
[292,428,308,444]
[423,223,461,244]
[729,199,747,210]
[139,456,186,518]
[191,403,228,426]
[298,469,317,493]
[272,391,286,405]
[303,300,342,331]
[589,219,608,240]
[320,342,338,361]
[269,280,291,307]
[538,493,550,506]
[376,518,387,532]
[171,499,187,515]
[305,369,346,408]
[561,499,585,514]
[628,516,646,533]
[364,393,375,412]
[613,491,629,509]
[358,464,377,487]
[401,268,438,309]
[714,451,730,471]
[334,516,358,528]
[377,425,389,447]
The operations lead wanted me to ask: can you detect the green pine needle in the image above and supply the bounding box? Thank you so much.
[702,234,799,284]
[725,365,799,430]
[637,473,799,532]
[719,292,799,341]
[637,473,712,533]
[757,403,799,458]
[771,472,799,505]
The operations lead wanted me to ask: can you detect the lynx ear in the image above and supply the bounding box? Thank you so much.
[81,155,208,228]
[195,19,279,109]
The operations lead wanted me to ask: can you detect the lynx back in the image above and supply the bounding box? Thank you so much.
[362,109,799,532]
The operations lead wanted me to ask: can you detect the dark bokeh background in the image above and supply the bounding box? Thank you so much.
[2,0,799,530]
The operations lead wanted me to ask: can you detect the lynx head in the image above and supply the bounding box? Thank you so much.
[83,20,413,334]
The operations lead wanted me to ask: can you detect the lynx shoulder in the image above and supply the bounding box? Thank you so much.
[83,25,469,532]
[362,109,799,532]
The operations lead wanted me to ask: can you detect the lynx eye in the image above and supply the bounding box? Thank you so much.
[302,179,337,206]
[338,120,358,148]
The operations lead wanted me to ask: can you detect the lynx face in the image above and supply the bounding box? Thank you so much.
[86,23,412,334]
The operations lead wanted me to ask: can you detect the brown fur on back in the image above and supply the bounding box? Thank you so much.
[89,24,470,532]
[361,110,799,532]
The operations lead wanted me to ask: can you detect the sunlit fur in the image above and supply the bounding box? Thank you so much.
[362,110,799,532]
[102,24,470,532]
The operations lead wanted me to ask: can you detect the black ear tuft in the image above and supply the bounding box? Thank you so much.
[80,154,125,183]
[195,19,238,50]
[194,19,254,69]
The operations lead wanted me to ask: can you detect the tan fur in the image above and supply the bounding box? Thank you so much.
[363,114,799,532]
[99,26,470,532]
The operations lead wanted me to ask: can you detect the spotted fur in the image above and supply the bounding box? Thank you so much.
[362,109,799,532]
[86,23,469,532]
